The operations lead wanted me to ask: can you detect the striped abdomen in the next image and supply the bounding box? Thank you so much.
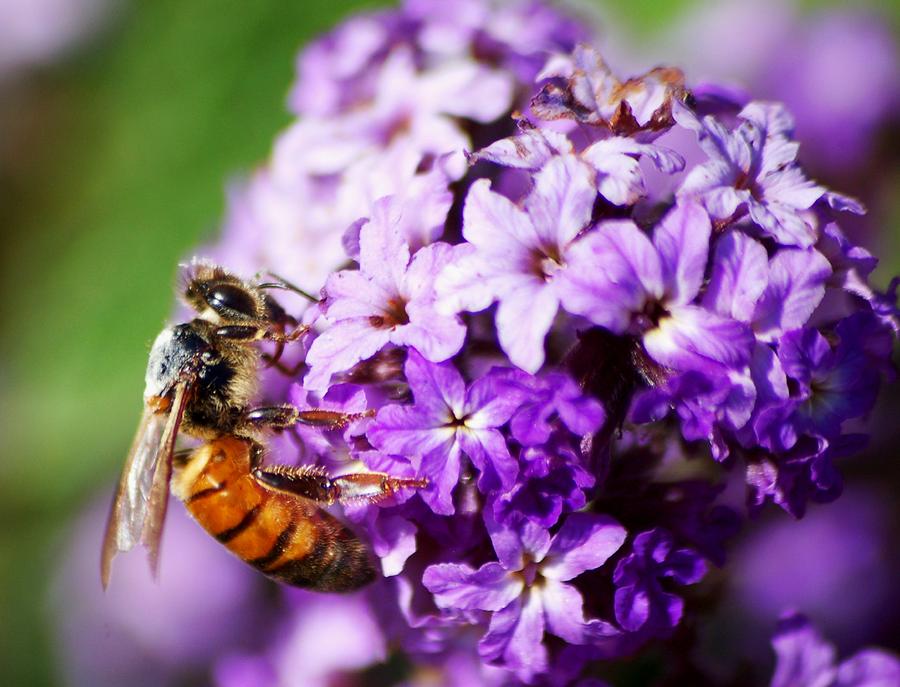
[172,436,375,592]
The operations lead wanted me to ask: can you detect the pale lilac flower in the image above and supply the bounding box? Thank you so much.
[304,198,465,391]
[559,200,754,372]
[423,515,626,681]
[277,47,515,182]
[675,101,863,247]
[474,125,685,206]
[436,154,596,372]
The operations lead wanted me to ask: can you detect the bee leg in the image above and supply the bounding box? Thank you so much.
[241,405,373,432]
[253,465,427,505]
[214,323,310,345]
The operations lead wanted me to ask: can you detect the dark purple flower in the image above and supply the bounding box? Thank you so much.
[367,350,523,514]
[423,515,626,681]
[503,369,605,447]
[744,434,858,518]
[491,442,595,529]
[774,314,888,443]
[770,613,900,687]
[613,528,706,635]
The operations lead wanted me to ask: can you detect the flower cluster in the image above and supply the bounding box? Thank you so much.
[191,1,897,685]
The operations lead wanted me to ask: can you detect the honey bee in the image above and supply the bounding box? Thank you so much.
[101,262,425,592]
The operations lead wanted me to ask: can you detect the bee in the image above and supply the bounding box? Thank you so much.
[101,263,425,592]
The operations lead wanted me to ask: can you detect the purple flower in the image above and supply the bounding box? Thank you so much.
[613,528,707,635]
[279,46,516,181]
[304,197,465,391]
[436,154,596,372]
[367,350,523,514]
[703,230,833,342]
[503,369,606,446]
[675,101,863,247]
[769,613,900,687]
[474,124,685,206]
[491,442,595,529]
[560,199,754,373]
[423,515,626,681]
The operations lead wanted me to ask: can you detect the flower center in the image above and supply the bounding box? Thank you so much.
[531,244,565,281]
[369,297,411,329]
[632,298,669,333]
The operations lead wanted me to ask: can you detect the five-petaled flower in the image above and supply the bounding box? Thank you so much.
[424,514,627,681]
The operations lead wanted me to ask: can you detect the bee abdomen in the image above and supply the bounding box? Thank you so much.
[266,527,375,592]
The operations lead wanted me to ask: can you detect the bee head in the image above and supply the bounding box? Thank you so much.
[143,323,210,406]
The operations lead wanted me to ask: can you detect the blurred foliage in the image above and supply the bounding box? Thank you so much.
[0,1,895,686]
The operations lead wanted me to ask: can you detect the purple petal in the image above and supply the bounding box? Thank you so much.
[613,584,651,632]
[542,581,587,644]
[458,428,518,493]
[424,561,523,612]
[835,650,900,687]
[323,269,391,320]
[746,194,818,248]
[358,211,411,293]
[368,405,456,458]
[654,200,711,305]
[581,137,645,206]
[420,442,463,515]
[753,248,832,341]
[304,320,392,391]
[643,305,754,371]
[479,594,548,680]
[524,154,596,247]
[496,282,559,373]
[703,231,769,322]
[405,349,466,418]
[823,191,866,216]
[394,315,466,363]
[474,127,573,169]
[462,177,540,252]
[463,370,526,429]
[559,221,662,332]
[542,513,627,582]
[770,613,837,687]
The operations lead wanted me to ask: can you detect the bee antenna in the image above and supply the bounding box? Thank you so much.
[256,272,318,303]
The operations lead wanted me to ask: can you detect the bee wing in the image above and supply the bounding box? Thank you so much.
[141,382,189,577]
[100,382,190,588]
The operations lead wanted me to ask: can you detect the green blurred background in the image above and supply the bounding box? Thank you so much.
[0,1,897,685]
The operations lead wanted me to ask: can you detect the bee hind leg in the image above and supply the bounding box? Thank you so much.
[252,465,427,505]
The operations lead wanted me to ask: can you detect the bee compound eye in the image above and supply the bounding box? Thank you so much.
[207,283,257,318]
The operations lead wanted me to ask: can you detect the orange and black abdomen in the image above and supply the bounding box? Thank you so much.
[172,436,375,592]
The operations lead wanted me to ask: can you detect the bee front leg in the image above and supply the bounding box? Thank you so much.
[252,465,427,505]
[240,405,374,432]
